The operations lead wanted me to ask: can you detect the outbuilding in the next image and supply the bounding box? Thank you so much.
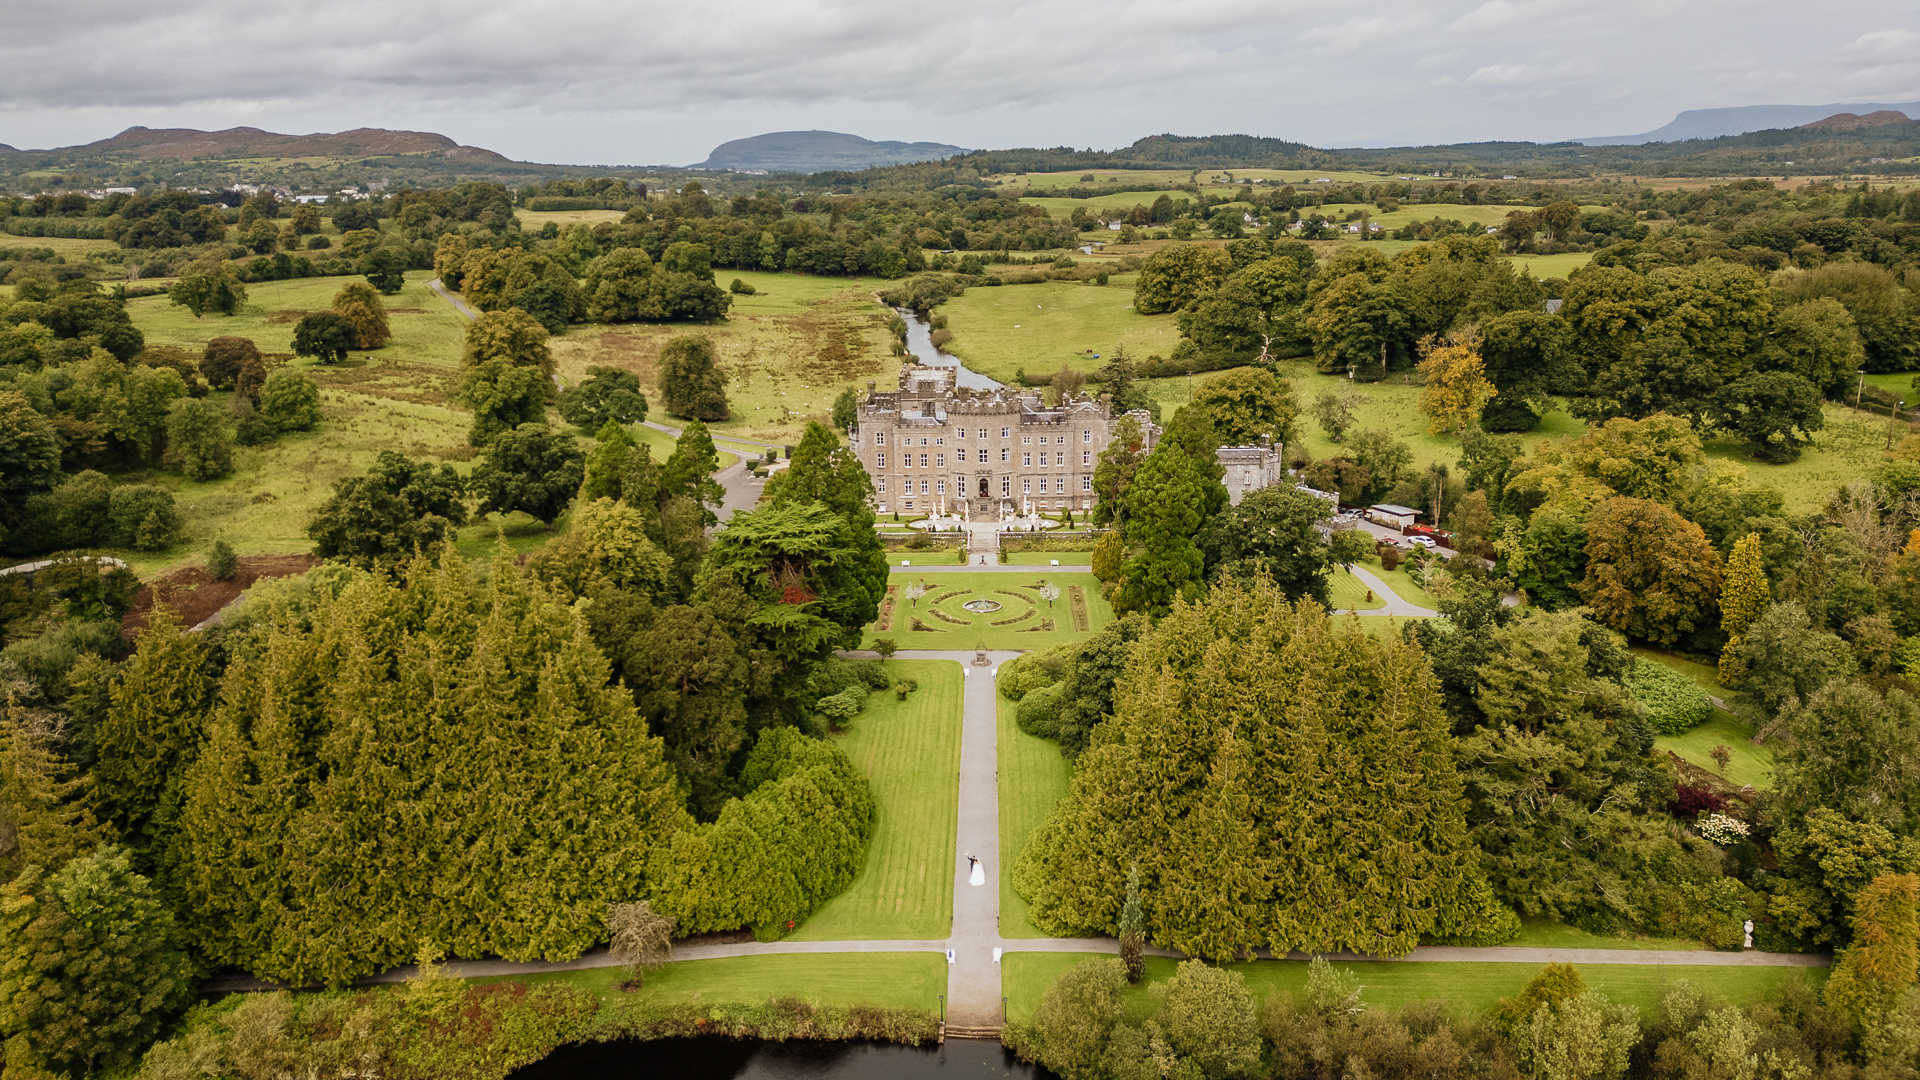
[1366,504,1421,530]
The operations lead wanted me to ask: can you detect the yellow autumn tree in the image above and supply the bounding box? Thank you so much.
[1415,327,1497,436]
[330,282,391,350]
[1717,532,1769,686]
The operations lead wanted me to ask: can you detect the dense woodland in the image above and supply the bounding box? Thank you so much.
[1,161,1920,1077]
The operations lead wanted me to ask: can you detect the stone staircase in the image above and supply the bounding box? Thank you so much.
[941,1023,1004,1042]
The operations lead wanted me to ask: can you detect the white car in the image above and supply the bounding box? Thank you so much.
[1408,536,1437,550]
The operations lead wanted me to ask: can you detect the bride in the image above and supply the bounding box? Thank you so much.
[967,852,985,887]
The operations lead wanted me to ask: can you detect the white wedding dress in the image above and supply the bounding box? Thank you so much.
[969,861,986,887]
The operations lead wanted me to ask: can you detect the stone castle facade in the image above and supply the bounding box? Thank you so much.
[852,364,1152,516]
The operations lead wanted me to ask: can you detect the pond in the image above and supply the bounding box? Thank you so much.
[511,1036,1054,1079]
[961,598,1002,614]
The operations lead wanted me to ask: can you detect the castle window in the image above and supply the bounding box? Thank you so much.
[978,449,988,462]
[919,454,929,467]
[1082,477,1093,491]
[1001,448,1009,462]
[920,479,929,494]
[935,438,944,446]
[979,428,988,439]
[878,478,887,492]
[876,433,886,445]
[936,453,945,467]
[877,453,886,468]
[1001,427,1010,439]
[1001,477,1011,496]
[1023,479,1031,494]
[1022,453,1031,467]
[1022,436,1032,445]
[1083,450,1091,466]
[1083,430,1092,442]
[937,479,946,494]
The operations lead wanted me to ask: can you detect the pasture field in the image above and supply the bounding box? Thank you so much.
[1002,952,1822,1024]
[1,235,118,259]
[552,269,897,447]
[792,661,963,942]
[514,208,628,228]
[115,270,501,575]
[496,952,947,1012]
[867,570,1111,651]
[998,695,1076,939]
[935,276,1178,383]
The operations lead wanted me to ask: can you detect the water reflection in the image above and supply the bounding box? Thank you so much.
[897,308,1003,391]
[511,1036,1051,1079]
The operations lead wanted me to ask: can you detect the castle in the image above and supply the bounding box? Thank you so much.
[852,364,1288,517]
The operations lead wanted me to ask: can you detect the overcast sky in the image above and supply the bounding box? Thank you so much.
[2,0,1915,166]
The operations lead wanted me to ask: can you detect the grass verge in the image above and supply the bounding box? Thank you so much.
[792,661,962,941]
[1002,953,1822,1024]
[495,953,947,1013]
[1327,568,1386,610]
[998,695,1076,939]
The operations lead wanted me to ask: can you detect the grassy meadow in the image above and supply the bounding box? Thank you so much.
[1658,709,1774,790]
[867,570,1111,651]
[1001,953,1822,1024]
[936,275,1175,383]
[550,268,898,447]
[997,696,1076,939]
[792,660,963,942]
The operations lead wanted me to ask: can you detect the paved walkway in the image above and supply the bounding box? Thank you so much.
[424,278,478,321]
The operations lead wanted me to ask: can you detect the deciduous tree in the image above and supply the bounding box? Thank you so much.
[1416,327,1498,435]
[1718,532,1768,685]
[1578,497,1721,645]
[469,424,586,527]
[306,451,468,565]
[331,282,392,350]
[658,336,730,421]
[291,312,355,365]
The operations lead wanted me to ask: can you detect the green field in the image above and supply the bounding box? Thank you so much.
[1658,709,1774,790]
[1002,550,1094,565]
[1002,953,1822,1024]
[998,696,1076,939]
[792,661,962,942]
[938,277,1179,383]
[1367,563,1444,609]
[553,268,896,447]
[1,235,118,259]
[514,208,628,228]
[1506,252,1596,278]
[867,571,1111,650]
[500,953,946,1013]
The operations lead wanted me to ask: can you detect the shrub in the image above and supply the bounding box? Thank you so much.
[1628,658,1711,734]
[107,485,183,550]
[207,540,238,581]
[815,684,869,726]
[1379,545,1404,571]
[259,368,322,432]
[729,278,756,295]
[1016,681,1066,738]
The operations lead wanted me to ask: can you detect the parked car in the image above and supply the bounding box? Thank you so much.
[1409,536,1437,550]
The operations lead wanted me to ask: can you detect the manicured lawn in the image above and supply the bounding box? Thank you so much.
[496,953,946,1013]
[1327,568,1386,610]
[792,661,962,942]
[1002,551,1093,565]
[1367,563,1444,609]
[998,696,1076,939]
[1003,953,1823,1024]
[883,549,968,567]
[1657,708,1774,790]
[938,278,1181,383]
[867,571,1111,651]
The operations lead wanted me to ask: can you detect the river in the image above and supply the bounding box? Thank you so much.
[512,1036,1053,1078]
[896,308,1003,391]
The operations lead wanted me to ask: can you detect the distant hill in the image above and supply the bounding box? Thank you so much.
[1801,110,1914,132]
[696,130,966,173]
[38,125,510,162]
[1580,101,1920,145]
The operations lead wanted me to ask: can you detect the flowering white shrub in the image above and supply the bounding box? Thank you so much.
[1698,812,1750,846]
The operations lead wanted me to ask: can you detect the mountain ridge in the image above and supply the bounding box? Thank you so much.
[1579,101,1920,145]
[15,125,510,162]
[696,130,966,173]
